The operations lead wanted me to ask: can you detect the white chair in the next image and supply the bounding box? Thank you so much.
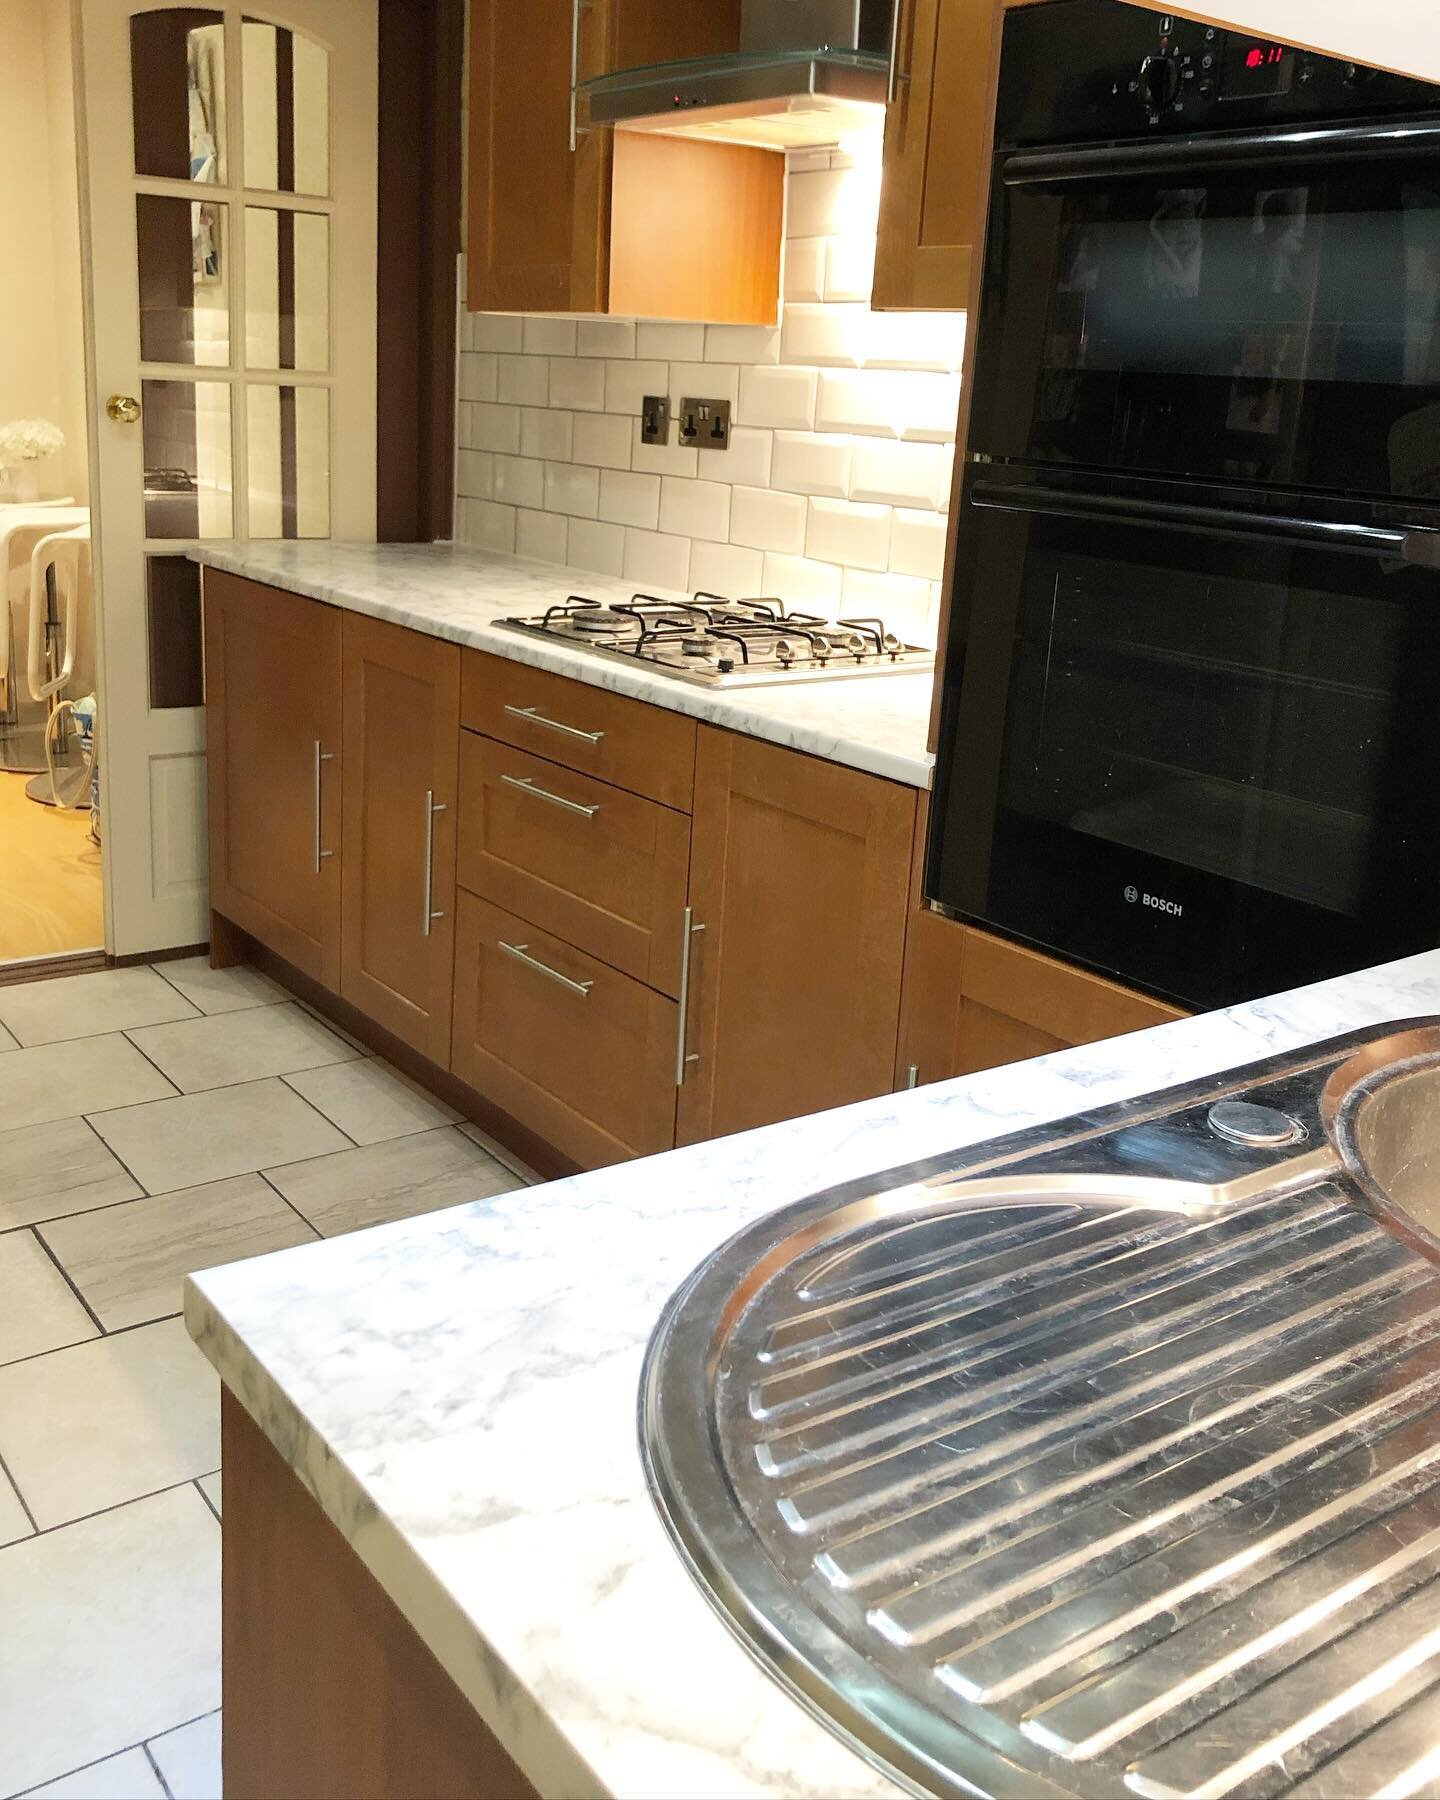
[24,524,94,809]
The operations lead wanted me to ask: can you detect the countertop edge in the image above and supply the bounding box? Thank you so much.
[184,1279,612,1800]
[187,542,937,791]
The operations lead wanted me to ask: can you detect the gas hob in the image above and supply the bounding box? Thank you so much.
[496,592,934,688]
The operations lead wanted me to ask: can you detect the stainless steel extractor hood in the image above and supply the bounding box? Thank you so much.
[578,0,893,151]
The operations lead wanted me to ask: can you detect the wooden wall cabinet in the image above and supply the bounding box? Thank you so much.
[204,573,343,989]
[677,728,917,1145]
[466,0,782,320]
[873,0,1046,311]
[339,615,462,1065]
[898,912,1187,1087]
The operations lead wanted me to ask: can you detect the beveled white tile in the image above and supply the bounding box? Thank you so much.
[283,1057,462,1146]
[153,956,290,1016]
[0,1116,142,1231]
[688,540,764,598]
[265,1127,524,1238]
[40,1175,317,1332]
[598,468,660,530]
[20,1747,167,1800]
[805,496,892,572]
[622,528,691,591]
[577,317,634,358]
[0,1486,219,1795]
[125,1003,362,1094]
[565,517,625,577]
[730,485,807,554]
[0,1036,176,1135]
[522,316,576,357]
[0,1231,96,1364]
[697,423,772,488]
[890,506,948,579]
[658,476,730,543]
[89,1078,350,1195]
[460,498,516,553]
[516,507,566,563]
[0,1319,218,1528]
[548,356,605,412]
[147,1711,222,1800]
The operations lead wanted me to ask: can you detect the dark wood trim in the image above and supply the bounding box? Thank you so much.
[222,1391,539,1800]
[212,911,577,1183]
[0,950,109,988]
[376,0,464,543]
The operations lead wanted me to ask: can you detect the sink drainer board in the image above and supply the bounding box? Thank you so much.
[640,1021,1440,1799]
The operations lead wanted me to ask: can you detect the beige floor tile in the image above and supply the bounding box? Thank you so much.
[19,1747,167,1799]
[197,1470,221,1517]
[457,1120,543,1186]
[147,1710,221,1800]
[40,1176,317,1331]
[284,1056,462,1144]
[0,1485,219,1795]
[88,1078,350,1196]
[126,1002,363,1094]
[0,1035,176,1134]
[266,1126,524,1237]
[0,1231,96,1363]
[0,1116,143,1231]
[0,1019,16,1051]
[0,1318,218,1528]
[0,967,199,1049]
[153,954,288,1015]
[0,1460,32,1547]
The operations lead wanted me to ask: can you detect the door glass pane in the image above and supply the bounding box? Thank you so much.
[137,197,229,367]
[247,386,330,537]
[245,208,329,370]
[141,380,233,537]
[243,20,329,196]
[146,556,205,709]
[131,11,226,183]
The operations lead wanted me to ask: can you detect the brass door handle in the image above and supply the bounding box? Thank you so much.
[105,394,141,424]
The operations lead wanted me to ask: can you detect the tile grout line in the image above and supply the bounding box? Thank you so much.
[28,1224,107,1339]
[276,1070,363,1149]
[76,1111,155,1201]
[12,1706,222,1800]
[0,1307,191,1372]
[147,955,284,1016]
[194,1473,222,1525]
[141,1738,174,1799]
[254,1167,327,1239]
[0,1471,222,1549]
[0,1442,39,1537]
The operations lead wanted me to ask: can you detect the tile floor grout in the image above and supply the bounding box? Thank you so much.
[142,1739,175,1800]
[0,1443,38,1536]
[11,1706,223,1800]
[28,1226,107,1339]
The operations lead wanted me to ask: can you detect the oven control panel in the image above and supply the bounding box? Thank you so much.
[997,0,1440,144]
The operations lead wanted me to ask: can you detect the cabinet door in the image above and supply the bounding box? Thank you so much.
[466,0,609,312]
[677,730,916,1145]
[204,573,342,987]
[451,891,678,1169]
[340,615,461,1062]
[898,918,1187,1087]
[873,0,1042,311]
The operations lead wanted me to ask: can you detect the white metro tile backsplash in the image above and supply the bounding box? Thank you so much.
[455,143,963,646]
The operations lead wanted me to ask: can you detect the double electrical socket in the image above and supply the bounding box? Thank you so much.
[641,394,732,451]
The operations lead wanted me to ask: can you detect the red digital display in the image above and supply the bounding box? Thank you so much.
[1221,33,1294,98]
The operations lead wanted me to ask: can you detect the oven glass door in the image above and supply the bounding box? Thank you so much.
[928,469,1440,1008]
[970,133,1440,501]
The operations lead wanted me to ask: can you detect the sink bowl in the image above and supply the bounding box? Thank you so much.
[642,1021,1440,1798]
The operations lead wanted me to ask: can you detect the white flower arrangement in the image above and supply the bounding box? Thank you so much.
[0,418,65,467]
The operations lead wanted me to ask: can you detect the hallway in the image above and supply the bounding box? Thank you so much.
[0,770,102,964]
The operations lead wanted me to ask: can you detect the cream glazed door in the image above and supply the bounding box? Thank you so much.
[76,0,377,955]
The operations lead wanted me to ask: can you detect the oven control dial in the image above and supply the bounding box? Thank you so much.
[1137,52,1181,119]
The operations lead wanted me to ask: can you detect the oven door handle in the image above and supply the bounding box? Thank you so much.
[970,481,1440,563]
[1002,115,1440,185]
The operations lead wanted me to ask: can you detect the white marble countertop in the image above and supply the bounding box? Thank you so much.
[187,541,936,789]
[185,947,1440,1800]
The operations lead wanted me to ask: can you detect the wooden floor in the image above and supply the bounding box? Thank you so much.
[0,770,103,964]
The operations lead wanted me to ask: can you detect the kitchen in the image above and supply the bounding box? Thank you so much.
[6,0,1440,1796]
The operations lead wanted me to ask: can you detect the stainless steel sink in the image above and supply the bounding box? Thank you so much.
[640,1021,1440,1799]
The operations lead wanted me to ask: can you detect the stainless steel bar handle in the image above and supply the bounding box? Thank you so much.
[569,0,583,152]
[886,0,906,106]
[498,939,594,998]
[503,702,604,745]
[422,791,447,938]
[500,772,599,818]
[313,741,335,874]
[675,907,705,1086]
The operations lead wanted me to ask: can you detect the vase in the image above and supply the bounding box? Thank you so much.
[2,466,41,504]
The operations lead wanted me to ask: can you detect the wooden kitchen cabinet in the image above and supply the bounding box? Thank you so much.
[873,0,1046,311]
[466,0,782,319]
[340,614,462,1064]
[677,729,917,1145]
[898,913,1187,1087]
[204,572,343,989]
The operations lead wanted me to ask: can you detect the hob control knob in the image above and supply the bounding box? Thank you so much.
[1138,52,1181,117]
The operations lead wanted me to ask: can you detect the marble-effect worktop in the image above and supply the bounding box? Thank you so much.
[187,541,936,790]
[185,947,1440,1800]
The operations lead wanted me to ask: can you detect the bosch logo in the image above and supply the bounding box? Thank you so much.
[1124,885,1184,917]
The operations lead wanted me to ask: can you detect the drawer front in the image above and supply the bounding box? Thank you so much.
[451,892,678,1169]
[462,650,697,811]
[457,732,690,996]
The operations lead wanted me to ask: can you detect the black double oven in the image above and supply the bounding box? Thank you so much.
[928,0,1440,1011]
